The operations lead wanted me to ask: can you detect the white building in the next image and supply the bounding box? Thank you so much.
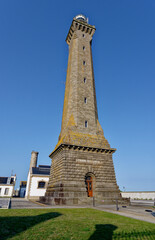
[121,191,155,200]
[0,175,16,197]
[25,151,50,200]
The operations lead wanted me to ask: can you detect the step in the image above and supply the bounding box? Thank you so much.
[0,198,10,209]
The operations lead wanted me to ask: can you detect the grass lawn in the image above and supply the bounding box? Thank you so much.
[0,208,155,240]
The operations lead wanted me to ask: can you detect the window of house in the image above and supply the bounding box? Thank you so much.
[85,121,88,128]
[83,61,86,65]
[84,97,87,103]
[84,77,86,83]
[4,188,9,195]
[38,181,46,189]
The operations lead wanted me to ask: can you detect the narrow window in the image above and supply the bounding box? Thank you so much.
[4,188,9,195]
[0,188,1,195]
[38,181,46,188]
[83,61,86,65]
[82,34,85,37]
[85,121,88,128]
[84,77,86,83]
[83,46,85,50]
[84,97,87,103]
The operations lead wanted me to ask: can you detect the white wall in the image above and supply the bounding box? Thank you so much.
[0,185,14,197]
[25,171,30,198]
[29,176,49,198]
[121,192,155,200]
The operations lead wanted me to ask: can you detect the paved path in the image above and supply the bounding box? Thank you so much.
[10,198,155,224]
[94,204,155,224]
[10,198,88,209]
[10,198,46,209]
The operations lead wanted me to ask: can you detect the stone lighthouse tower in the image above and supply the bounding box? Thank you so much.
[42,15,121,205]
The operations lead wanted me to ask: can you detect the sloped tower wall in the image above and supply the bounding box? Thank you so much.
[41,15,121,205]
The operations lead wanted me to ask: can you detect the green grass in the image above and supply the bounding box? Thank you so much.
[0,208,154,240]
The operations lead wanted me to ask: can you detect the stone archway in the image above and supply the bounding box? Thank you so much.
[85,173,96,197]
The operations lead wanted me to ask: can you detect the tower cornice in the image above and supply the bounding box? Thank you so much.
[49,143,116,159]
[66,18,96,45]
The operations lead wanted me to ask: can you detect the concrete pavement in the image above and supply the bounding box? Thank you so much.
[9,198,155,224]
[94,204,155,224]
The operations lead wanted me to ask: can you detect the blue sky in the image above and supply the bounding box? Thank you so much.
[0,0,154,191]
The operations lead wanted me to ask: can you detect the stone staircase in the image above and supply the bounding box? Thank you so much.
[10,198,45,209]
[0,198,10,209]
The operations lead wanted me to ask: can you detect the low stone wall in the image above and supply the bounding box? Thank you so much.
[121,192,155,200]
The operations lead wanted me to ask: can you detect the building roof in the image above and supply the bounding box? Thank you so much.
[0,177,8,184]
[32,165,50,175]
[0,177,15,184]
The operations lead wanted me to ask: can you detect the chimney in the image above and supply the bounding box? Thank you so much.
[29,151,39,170]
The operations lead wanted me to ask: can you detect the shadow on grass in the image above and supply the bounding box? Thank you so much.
[114,229,155,239]
[89,224,117,240]
[0,212,62,240]
[89,224,155,240]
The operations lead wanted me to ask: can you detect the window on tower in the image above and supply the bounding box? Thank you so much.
[83,61,86,65]
[84,77,86,83]
[82,34,85,37]
[85,121,88,128]
[84,97,87,103]
[83,46,85,50]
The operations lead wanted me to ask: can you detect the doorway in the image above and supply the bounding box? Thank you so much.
[85,176,93,197]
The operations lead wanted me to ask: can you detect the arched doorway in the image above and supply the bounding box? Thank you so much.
[85,175,93,197]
